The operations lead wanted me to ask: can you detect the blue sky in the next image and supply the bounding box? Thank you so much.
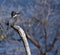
[0,0,60,55]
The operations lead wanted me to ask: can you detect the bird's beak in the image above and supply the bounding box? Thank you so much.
[17,12,21,14]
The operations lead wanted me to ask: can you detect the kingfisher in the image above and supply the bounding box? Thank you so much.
[6,11,20,26]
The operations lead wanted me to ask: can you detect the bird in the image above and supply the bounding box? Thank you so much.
[11,11,20,18]
[10,11,20,26]
[7,11,20,26]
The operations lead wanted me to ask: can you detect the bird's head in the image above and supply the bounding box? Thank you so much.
[11,11,20,18]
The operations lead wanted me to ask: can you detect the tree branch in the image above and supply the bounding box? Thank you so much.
[12,25,31,55]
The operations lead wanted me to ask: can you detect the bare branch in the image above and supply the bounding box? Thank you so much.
[12,25,31,55]
[47,25,60,52]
